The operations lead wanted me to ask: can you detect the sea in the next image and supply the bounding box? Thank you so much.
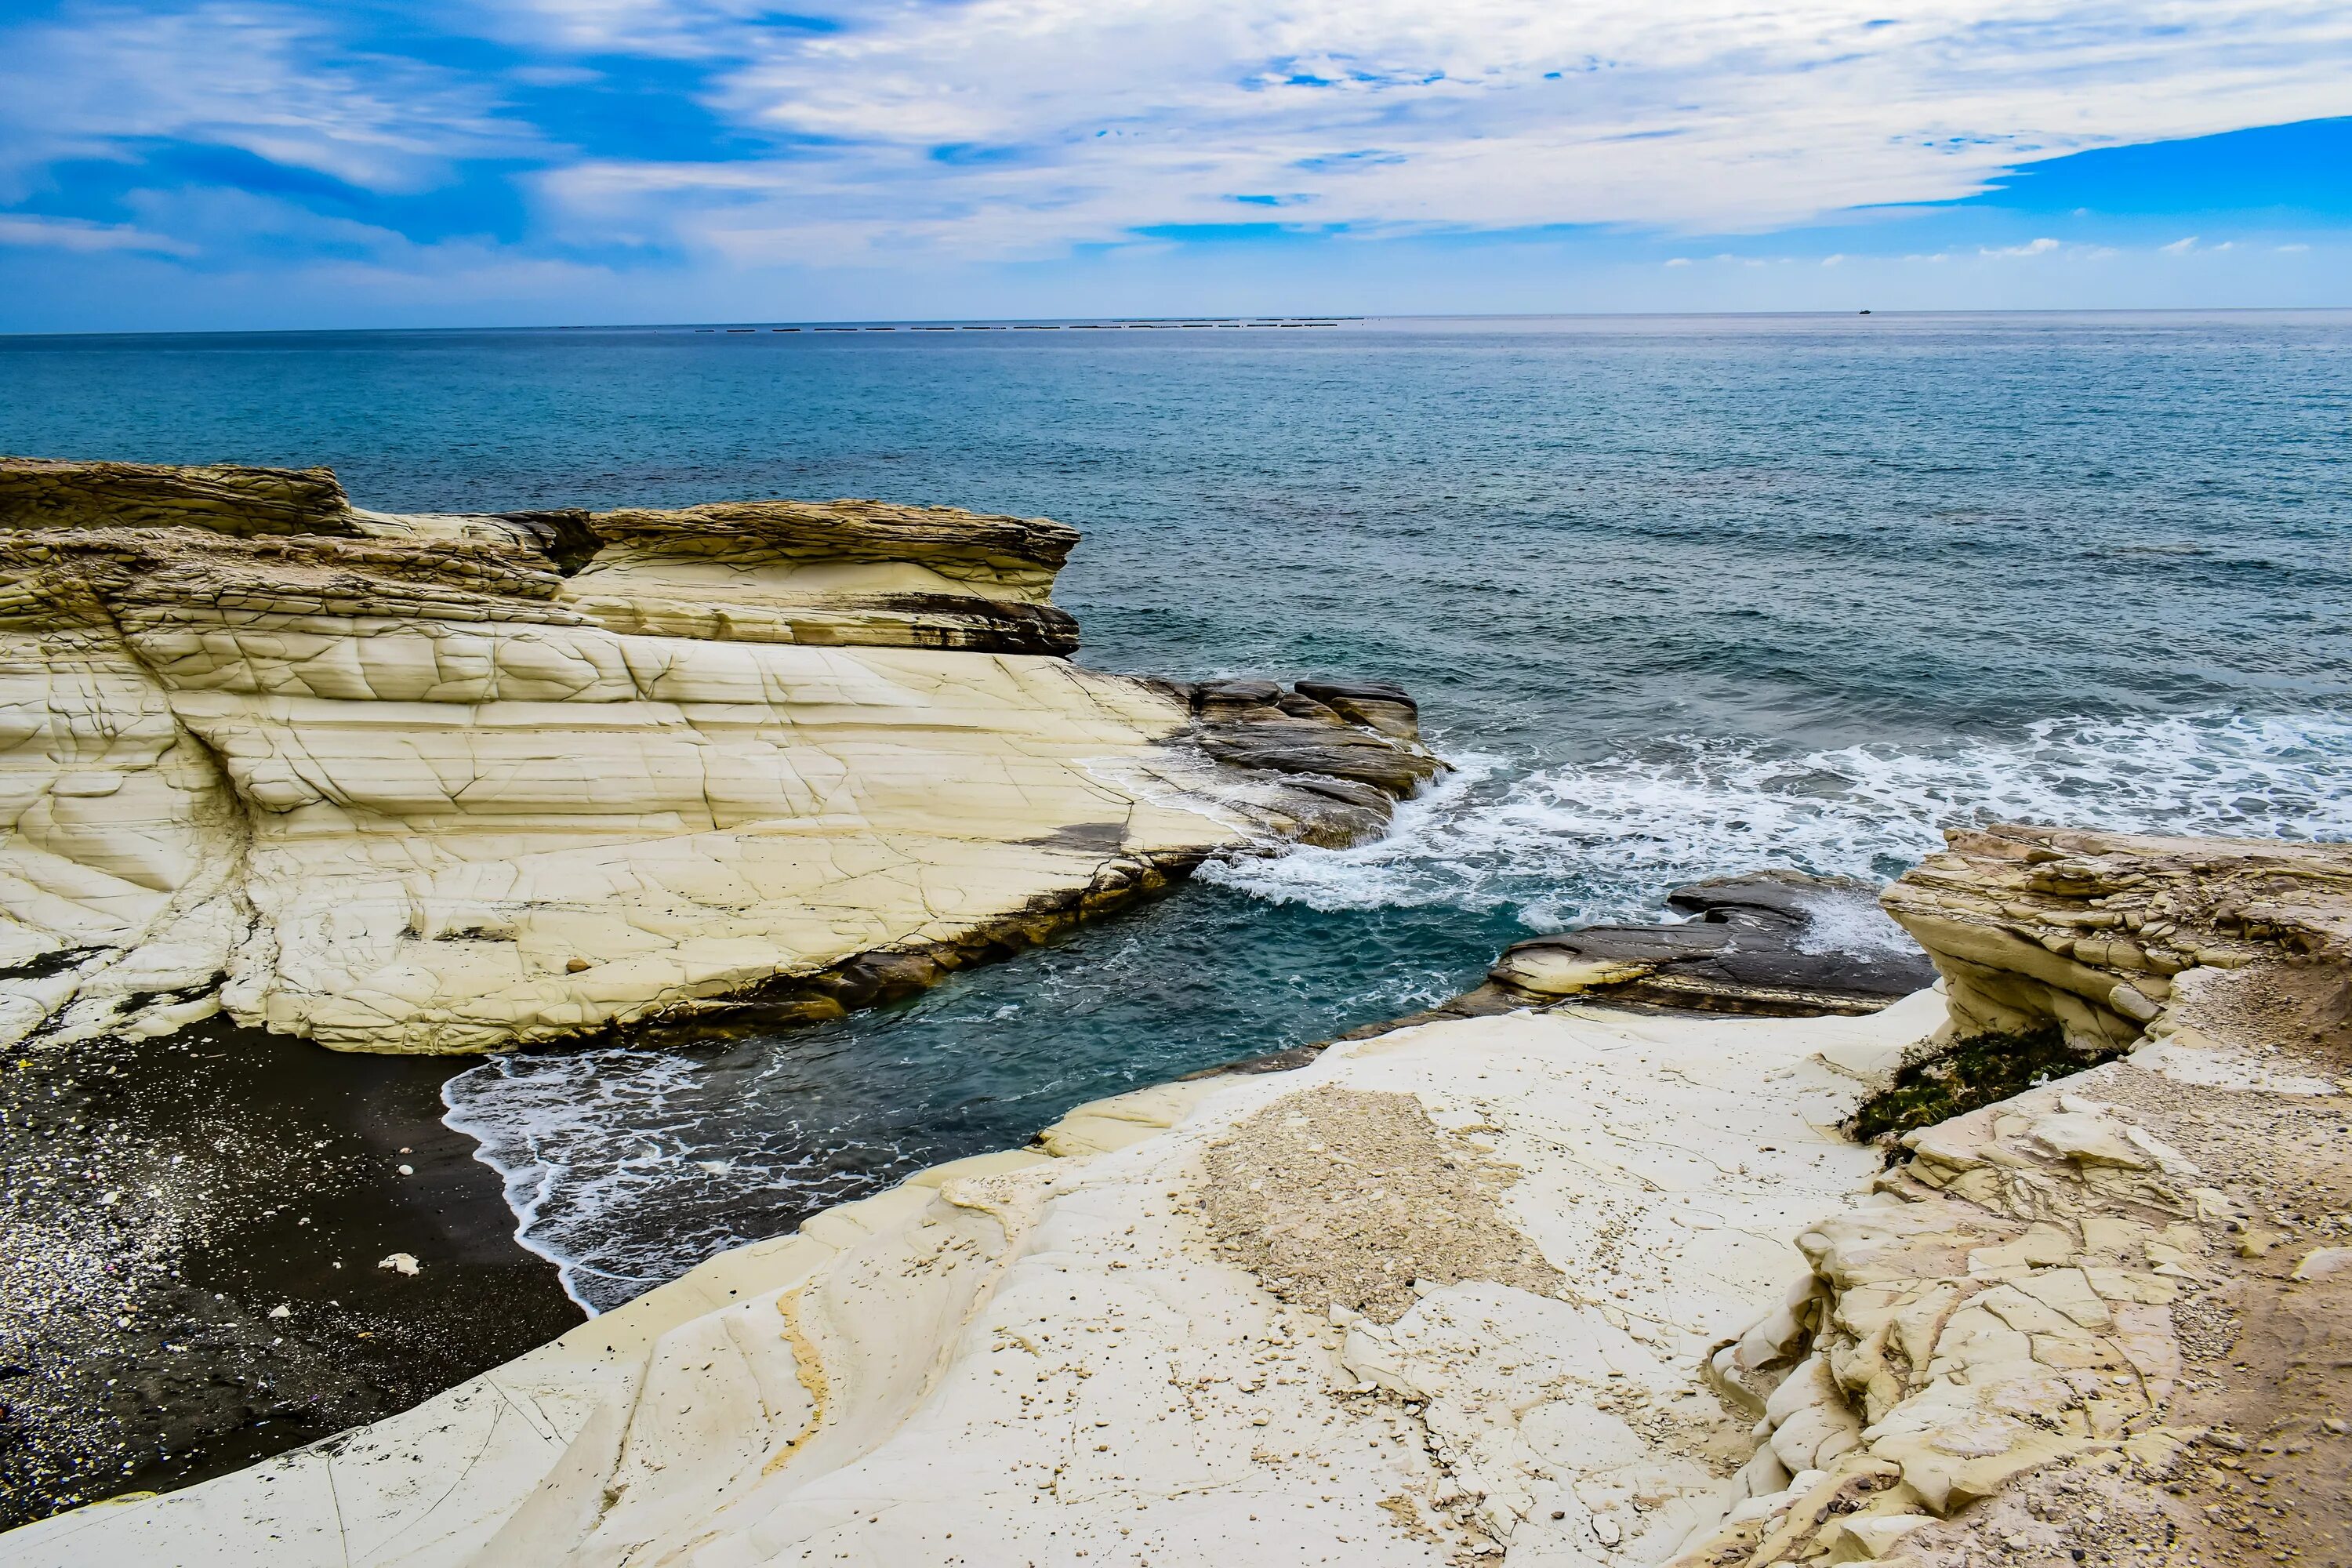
[5,311,2347,1312]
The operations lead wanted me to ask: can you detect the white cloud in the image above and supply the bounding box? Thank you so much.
[0,3,539,197]
[2154,234,2252,256]
[5,0,2350,274]
[0,213,195,255]
[1982,236,2061,256]
[544,0,2352,259]
[472,0,776,57]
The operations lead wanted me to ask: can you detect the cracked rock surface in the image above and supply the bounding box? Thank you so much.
[0,457,1437,1054]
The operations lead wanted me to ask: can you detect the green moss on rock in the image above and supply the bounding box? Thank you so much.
[1851,1025,2122,1145]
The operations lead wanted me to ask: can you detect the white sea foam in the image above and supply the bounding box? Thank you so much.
[1199,709,2352,929]
[441,1048,827,1312]
[1788,888,1918,957]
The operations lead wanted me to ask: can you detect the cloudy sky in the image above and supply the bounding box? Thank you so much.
[0,0,2347,328]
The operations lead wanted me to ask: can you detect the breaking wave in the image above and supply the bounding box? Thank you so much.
[1199,709,2352,931]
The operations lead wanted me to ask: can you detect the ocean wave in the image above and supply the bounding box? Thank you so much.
[1198,709,2352,930]
[441,1047,872,1313]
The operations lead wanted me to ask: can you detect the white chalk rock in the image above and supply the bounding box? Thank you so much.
[0,459,1430,1054]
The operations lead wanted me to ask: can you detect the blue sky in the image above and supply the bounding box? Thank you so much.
[0,0,2347,330]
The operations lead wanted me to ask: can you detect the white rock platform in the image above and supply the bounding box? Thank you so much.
[1,993,1948,1567]
[13,823,2350,1568]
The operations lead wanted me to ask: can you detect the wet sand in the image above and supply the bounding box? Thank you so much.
[0,1017,582,1528]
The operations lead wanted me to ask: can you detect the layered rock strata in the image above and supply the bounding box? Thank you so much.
[0,457,1436,1054]
[8,818,2342,1566]
[1676,823,2352,1567]
[1881,822,2352,1061]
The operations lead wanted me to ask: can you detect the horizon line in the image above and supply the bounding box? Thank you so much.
[5,303,2351,343]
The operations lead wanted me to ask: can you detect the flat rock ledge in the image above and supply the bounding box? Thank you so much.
[14,822,2344,1567]
[0,456,1438,1054]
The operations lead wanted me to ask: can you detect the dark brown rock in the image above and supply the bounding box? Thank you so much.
[0,457,359,538]
[1491,871,1936,1015]
[1183,677,1441,803]
[1198,715,1442,798]
[1192,679,1285,721]
[1294,677,1420,741]
[495,509,601,575]
[588,497,1079,588]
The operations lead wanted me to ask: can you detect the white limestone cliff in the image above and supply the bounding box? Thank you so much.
[13,824,2342,1567]
[0,458,1437,1054]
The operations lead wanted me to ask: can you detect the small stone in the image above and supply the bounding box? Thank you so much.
[397,1164,414,1176]
[2030,1112,2153,1170]
[378,1253,421,1276]
[267,1305,290,1319]
[565,957,591,974]
[1592,1515,1621,1547]
[2288,1247,2352,1282]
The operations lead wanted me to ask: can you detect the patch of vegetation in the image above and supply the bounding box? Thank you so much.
[1851,1025,2119,1145]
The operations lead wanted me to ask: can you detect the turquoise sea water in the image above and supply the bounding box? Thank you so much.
[6,312,2349,1309]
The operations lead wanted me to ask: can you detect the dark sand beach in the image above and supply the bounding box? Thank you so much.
[0,1016,581,1527]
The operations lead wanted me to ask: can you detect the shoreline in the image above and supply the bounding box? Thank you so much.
[0,868,1922,1523]
[0,1018,581,1527]
[5,826,2348,1566]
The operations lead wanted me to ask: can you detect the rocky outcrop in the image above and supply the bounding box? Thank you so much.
[1672,824,2351,1568]
[0,457,358,537]
[1490,872,1940,1018]
[0,457,1437,1054]
[1883,822,2352,1059]
[9,821,2342,1566]
[557,496,1084,655]
[1182,676,1440,809]
[1675,1050,2350,1568]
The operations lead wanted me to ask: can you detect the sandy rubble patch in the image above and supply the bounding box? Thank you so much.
[1203,1084,1565,1323]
